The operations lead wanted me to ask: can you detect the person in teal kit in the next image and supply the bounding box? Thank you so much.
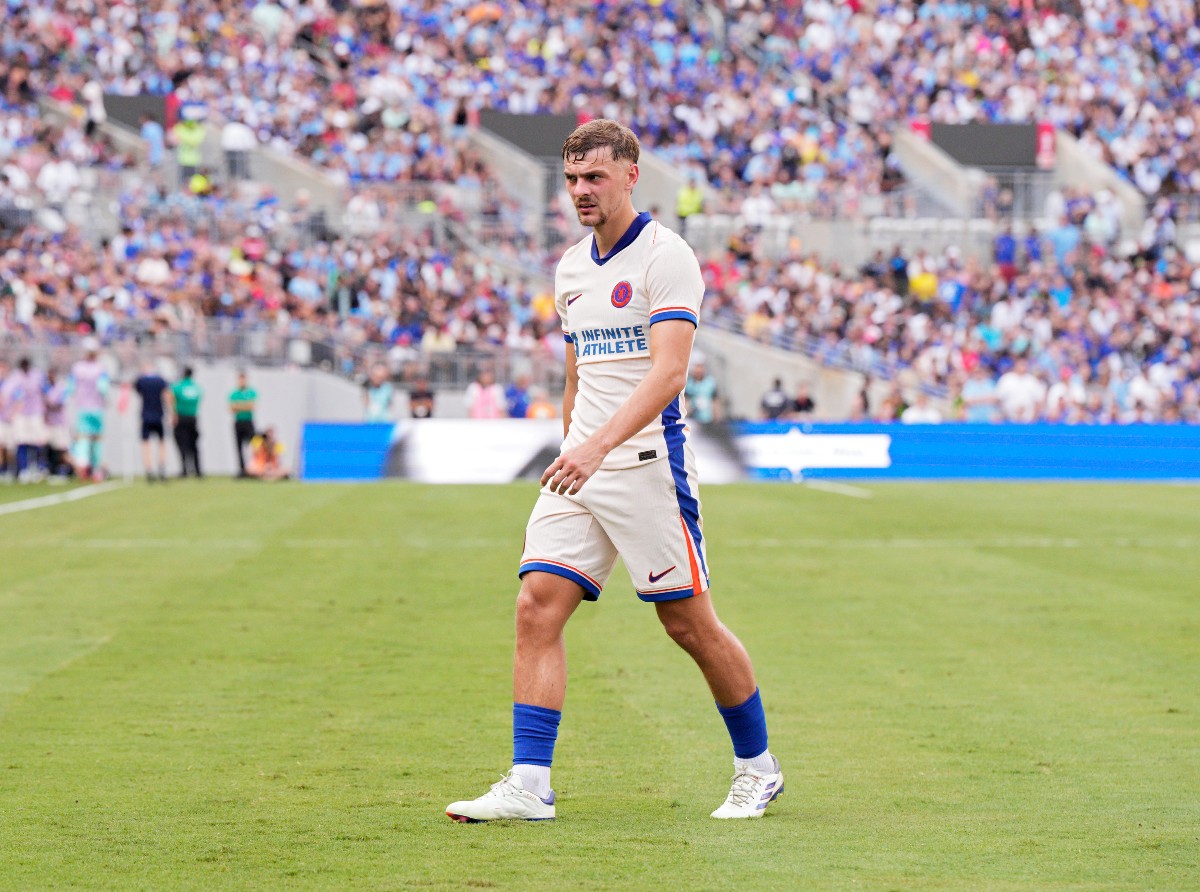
[229,371,257,477]
[685,356,719,424]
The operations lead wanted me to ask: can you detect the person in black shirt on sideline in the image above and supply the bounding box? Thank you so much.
[133,361,172,482]
[408,377,435,419]
[789,381,816,421]
[760,378,789,420]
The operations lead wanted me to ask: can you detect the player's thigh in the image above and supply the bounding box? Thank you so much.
[520,488,618,602]
[588,458,710,603]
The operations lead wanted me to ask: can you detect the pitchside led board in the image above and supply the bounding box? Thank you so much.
[301,420,566,483]
[735,423,1200,481]
[299,421,1200,483]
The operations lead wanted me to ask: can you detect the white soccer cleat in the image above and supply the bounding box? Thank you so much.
[710,756,784,819]
[446,770,556,822]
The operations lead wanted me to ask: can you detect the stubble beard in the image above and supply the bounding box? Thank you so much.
[576,204,606,227]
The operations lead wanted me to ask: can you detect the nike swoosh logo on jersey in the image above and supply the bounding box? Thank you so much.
[567,293,583,305]
[648,566,676,583]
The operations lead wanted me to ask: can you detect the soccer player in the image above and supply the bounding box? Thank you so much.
[67,338,110,481]
[447,120,781,823]
[43,368,71,479]
[11,358,49,482]
[0,358,14,481]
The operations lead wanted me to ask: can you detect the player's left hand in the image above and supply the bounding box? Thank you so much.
[541,441,606,495]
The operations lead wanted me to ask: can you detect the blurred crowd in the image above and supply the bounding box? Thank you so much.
[716,205,1200,423]
[0,212,566,374]
[715,0,1200,205]
[4,183,1198,425]
[2,1,1195,205]
[1,104,134,230]
[2,1,1199,425]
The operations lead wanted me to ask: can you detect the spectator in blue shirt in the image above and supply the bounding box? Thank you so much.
[505,374,531,419]
[960,365,999,423]
[139,114,165,168]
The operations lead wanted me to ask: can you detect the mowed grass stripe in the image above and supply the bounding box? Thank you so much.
[4,536,1200,550]
[0,482,1196,890]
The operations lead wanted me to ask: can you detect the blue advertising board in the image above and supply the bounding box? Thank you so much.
[734,423,1200,481]
[300,423,397,481]
[301,421,1200,483]
[299,419,564,482]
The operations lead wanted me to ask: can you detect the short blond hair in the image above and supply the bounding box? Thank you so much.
[562,119,640,164]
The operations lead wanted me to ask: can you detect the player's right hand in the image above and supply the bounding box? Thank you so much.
[541,440,605,496]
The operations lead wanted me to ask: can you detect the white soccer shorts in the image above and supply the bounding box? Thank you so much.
[12,415,48,447]
[520,448,710,602]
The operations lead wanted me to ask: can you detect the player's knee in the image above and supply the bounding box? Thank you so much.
[514,588,542,634]
[514,578,566,639]
[660,615,704,655]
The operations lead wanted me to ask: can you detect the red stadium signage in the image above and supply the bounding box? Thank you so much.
[1036,121,1056,169]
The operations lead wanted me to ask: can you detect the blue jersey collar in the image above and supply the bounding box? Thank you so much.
[590,211,652,266]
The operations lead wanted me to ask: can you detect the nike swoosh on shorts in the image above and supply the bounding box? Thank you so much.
[648,566,676,583]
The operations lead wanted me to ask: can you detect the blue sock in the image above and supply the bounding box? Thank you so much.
[512,702,561,768]
[716,688,769,760]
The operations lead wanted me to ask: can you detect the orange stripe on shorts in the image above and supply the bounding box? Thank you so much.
[679,515,703,595]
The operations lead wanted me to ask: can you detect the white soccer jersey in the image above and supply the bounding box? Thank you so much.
[555,212,705,470]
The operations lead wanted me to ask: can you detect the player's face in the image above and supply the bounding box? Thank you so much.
[563,147,636,228]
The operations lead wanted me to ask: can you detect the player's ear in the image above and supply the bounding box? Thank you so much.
[626,162,639,192]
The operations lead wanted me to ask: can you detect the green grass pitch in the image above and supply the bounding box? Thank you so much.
[1,480,1197,890]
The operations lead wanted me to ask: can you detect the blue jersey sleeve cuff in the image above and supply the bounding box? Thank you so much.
[649,310,699,327]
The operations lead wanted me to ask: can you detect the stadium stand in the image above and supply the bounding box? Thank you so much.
[5,1,1200,202]
[1,0,1199,432]
[699,222,1200,422]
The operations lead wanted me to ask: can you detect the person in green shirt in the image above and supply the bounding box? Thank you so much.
[171,366,203,478]
[170,111,207,188]
[229,371,257,478]
[675,175,705,237]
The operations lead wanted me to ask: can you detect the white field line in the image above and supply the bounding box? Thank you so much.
[2,535,1191,551]
[728,537,1200,549]
[803,480,874,499]
[68,538,259,550]
[0,481,125,518]
[46,536,517,550]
